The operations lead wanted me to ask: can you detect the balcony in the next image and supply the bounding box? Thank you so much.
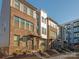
[49,26,57,32]
[73,27,79,33]
[73,22,79,27]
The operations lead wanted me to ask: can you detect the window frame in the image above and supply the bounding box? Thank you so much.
[14,35,20,46]
[14,0,20,9]
[14,16,20,29]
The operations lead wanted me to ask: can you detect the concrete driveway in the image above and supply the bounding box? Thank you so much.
[45,52,79,59]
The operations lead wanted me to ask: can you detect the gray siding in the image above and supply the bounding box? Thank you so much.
[0,0,10,47]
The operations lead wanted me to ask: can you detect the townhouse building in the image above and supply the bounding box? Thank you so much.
[47,17,60,49]
[36,11,61,51]
[0,0,61,55]
[0,0,39,55]
[36,10,48,51]
[39,10,48,51]
[62,19,79,50]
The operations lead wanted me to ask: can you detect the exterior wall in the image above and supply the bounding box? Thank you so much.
[0,0,10,55]
[37,10,48,51]
[48,18,60,39]
[36,11,40,35]
[1,0,38,55]
[0,0,10,48]
[40,10,47,39]
[9,0,38,55]
[63,19,79,49]
[47,18,60,49]
[48,20,57,39]
[0,0,62,54]
[63,23,74,44]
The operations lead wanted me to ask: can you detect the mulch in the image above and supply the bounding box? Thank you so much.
[5,54,41,59]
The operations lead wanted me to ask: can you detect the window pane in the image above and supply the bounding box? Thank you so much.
[15,0,20,9]
[42,17,46,24]
[20,19,25,29]
[42,27,46,35]
[29,23,34,32]
[14,16,19,29]
[14,35,20,46]
[23,5,27,14]
[26,21,29,29]
[30,9,33,17]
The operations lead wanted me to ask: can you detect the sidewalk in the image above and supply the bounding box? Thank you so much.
[44,52,79,59]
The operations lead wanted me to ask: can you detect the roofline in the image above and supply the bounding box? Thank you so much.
[19,0,37,11]
[62,19,79,25]
[47,17,60,27]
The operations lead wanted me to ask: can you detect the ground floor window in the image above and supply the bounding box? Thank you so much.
[14,35,20,46]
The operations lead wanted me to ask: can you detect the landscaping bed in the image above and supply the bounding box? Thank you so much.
[6,54,41,59]
[44,50,58,57]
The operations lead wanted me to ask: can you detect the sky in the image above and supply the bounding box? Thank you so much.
[0,0,79,24]
[0,0,2,16]
[27,0,79,24]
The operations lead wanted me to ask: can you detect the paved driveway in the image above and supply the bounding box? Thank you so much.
[2,52,79,59]
[45,52,79,59]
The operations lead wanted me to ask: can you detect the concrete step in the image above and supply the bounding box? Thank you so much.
[34,52,43,59]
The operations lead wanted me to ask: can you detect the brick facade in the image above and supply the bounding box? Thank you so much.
[9,3,38,55]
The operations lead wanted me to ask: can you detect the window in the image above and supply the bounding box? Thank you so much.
[74,22,79,26]
[27,7,34,18]
[30,9,33,17]
[50,31,56,39]
[14,16,19,29]
[23,5,27,14]
[20,19,25,29]
[67,25,71,29]
[14,0,20,9]
[26,21,29,29]
[74,27,79,32]
[42,27,46,35]
[74,33,79,37]
[14,35,20,46]
[42,17,46,24]
[29,23,34,32]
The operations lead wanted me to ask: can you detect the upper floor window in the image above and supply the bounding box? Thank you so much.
[42,27,46,35]
[15,0,20,9]
[74,27,79,32]
[30,9,33,17]
[14,16,34,31]
[14,16,19,29]
[20,19,25,29]
[74,33,79,38]
[74,22,79,26]
[29,23,34,32]
[23,5,27,14]
[67,25,71,29]
[26,21,29,29]
[37,14,40,20]
[42,17,46,24]
[50,31,56,39]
